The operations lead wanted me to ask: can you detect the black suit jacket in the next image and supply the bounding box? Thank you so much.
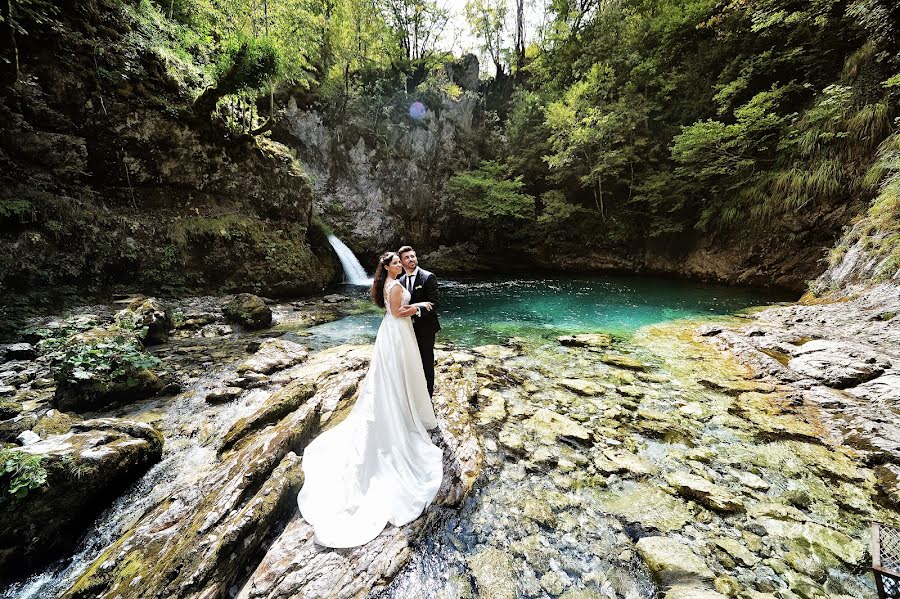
[400,268,441,334]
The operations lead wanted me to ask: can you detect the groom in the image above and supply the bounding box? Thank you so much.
[398,245,440,396]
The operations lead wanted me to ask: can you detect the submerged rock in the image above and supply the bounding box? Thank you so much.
[636,536,714,586]
[557,333,613,349]
[224,293,273,329]
[467,548,518,599]
[0,418,163,574]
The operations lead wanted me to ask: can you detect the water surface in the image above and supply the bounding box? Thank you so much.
[307,275,792,347]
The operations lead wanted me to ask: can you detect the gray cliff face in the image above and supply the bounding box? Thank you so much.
[278,62,482,260]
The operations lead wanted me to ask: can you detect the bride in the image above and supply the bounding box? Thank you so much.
[297,251,444,548]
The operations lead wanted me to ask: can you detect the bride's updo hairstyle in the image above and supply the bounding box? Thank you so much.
[370,251,398,308]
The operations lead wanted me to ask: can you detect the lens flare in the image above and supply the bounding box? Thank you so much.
[409,101,427,120]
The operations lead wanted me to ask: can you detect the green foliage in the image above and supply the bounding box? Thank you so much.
[447,161,535,221]
[0,199,32,219]
[213,35,281,95]
[43,331,161,386]
[0,449,47,501]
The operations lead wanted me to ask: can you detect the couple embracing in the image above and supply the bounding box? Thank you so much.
[297,245,443,548]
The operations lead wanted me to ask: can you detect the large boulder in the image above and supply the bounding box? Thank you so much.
[787,340,891,388]
[116,297,173,345]
[224,293,273,329]
[51,328,164,412]
[0,419,163,574]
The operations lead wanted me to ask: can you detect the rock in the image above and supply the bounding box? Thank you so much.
[51,328,164,412]
[1,418,163,574]
[522,497,557,526]
[524,408,591,443]
[846,373,900,402]
[208,349,482,599]
[323,294,349,303]
[697,378,776,396]
[223,293,273,329]
[713,537,760,566]
[219,381,315,454]
[596,484,692,532]
[33,409,76,436]
[636,536,714,586]
[786,340,890,388]
[601,354,649,371]
[205,386,244,404]
[697,325,723,337]
[3,343,37,360]
[473,344,518,360]
[596,449,657,477]
[540,570,569,595]
[557,333,613,349]
[752,517,865,565]
[476,388,507,424]
[237,338,308,374]
[467,548,518,599]
[663,584,728,599]
[0,386,15,398]
[560,378,604,396]
[0,399,22,419]
[16,430,41,445]
[118,297,173,344]
[664,471,744,512]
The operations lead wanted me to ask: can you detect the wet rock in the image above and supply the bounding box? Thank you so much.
[522,497,557,527]
[63,402,316,599]
[787,340,890,388]
[237,338,308,374]
[752,517,865,566]
[557,333,613,349]
[525,408,591,444]
[0,385,15,398]
[664,471,744,512]
[664,584,728,599]
[713,537,760,567]
[467,548,518,599]
[1,418,163,575]
[595,449,657,477]
[560,378,604,396]
[0,399,22,418]
[596,483,692,532]
[540,570,569,595]
[232,351,481,599]
[476,388,507,424]
[698,378,776,396]
[117,297,173,344]
[33,409,76,436]
[697,325,723,337]
[205,386,244,404]
[473,344,518,360]
[3,342,37,360]
[636,536,714,586]
[0,413,38,443]
[219,381,315,454]
[223,293,273,329]
[323,294,348,303]
[601,354,649,371]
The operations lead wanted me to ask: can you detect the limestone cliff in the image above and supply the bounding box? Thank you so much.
[0,0,339,300]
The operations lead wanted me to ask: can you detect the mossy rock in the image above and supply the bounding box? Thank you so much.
[0,399,22,420]
[601,354,649,371]
[118,297,173,345]
[223,293,272,329]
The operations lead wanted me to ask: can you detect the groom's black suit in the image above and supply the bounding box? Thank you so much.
[400,267,440,396]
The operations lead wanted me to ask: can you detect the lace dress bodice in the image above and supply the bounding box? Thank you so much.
[384,279,411,317]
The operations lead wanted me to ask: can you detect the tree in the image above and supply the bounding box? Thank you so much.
[378,0,449,62]
[465,0,506,77]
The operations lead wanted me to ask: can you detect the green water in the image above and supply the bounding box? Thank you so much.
[307,275,793,347]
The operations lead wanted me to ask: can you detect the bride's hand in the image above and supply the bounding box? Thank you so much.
[398,306,417,317]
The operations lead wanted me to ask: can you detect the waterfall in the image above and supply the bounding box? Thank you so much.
[328,235,373,286]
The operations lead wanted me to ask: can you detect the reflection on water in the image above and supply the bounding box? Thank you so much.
[307,275,793,347]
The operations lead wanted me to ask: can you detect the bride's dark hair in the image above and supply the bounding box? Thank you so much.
[370,252,398,308]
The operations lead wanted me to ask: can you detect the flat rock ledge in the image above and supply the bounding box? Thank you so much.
[61,347,481,599]
[703,282,900,502]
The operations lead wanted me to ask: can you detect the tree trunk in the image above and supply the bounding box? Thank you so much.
[515,0,525,75]
[0,0,18,88]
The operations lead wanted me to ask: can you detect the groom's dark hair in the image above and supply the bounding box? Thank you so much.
[397,245,414,257]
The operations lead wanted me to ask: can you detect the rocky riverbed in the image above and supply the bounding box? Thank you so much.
[1,287,898,598]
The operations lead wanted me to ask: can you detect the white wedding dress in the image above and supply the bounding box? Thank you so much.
[297,279,443,548]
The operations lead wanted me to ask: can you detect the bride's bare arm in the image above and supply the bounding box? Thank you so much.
[390,284,417,317]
